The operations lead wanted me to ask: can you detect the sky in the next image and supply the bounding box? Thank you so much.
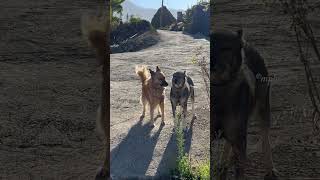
[129,0,200,10]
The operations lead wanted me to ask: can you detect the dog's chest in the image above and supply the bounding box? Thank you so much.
[150,87,165,99]
[170,85,190,103]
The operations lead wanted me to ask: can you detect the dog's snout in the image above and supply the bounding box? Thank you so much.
[161,80,168,87]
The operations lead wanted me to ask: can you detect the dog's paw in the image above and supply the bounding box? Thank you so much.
[264,169,279,180]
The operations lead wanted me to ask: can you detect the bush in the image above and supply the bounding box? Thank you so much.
[194,161,210,180]
[110,18,153,45]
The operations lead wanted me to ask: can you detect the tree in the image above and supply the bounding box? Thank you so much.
[111,0,125,17]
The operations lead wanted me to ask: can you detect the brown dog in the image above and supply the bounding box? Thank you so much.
[136,66,168,127]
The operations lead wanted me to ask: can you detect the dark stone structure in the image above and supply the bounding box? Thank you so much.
[151,6,176,29]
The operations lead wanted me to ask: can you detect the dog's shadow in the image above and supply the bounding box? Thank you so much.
[110,117,164,177]
[155,117,195,177]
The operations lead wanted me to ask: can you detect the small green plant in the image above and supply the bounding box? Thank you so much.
[194,160,210,179]
[177,114,194,179]
[170,113,210,180]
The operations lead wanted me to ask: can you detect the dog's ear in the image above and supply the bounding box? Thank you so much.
[149,69,155,76]
[184,71,186,76]
[156,66,160,72]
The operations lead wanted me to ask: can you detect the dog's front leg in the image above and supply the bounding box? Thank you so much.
[140,96,146,119]
[149,105,155,128]
[160,101,165,126]
[171,100,177,119]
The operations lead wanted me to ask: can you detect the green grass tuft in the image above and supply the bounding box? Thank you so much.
[170,113,210,180]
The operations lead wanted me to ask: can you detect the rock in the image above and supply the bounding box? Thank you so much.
[169,23,178,31]
[169,22,184,31]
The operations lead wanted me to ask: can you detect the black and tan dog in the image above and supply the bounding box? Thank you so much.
[136,65,168,127]
[211,29,278,180]
[170,71,196,131]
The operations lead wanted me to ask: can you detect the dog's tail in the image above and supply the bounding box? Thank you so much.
[135,65,149,83]
[81,15,108,65]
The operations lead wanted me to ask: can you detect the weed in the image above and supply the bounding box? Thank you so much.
[170,113,210,180]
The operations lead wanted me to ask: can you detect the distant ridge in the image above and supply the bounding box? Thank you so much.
[120,0,183,22]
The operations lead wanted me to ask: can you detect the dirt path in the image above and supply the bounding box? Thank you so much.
[212,0,320,179]
[110,30,210,178]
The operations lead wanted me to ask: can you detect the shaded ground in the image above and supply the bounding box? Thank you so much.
[212,0,320,179]
[110,30,210,178]
[0,0,106,179]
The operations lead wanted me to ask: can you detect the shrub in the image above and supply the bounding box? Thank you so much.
[110,18,153,45]
[194,160,210,180]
